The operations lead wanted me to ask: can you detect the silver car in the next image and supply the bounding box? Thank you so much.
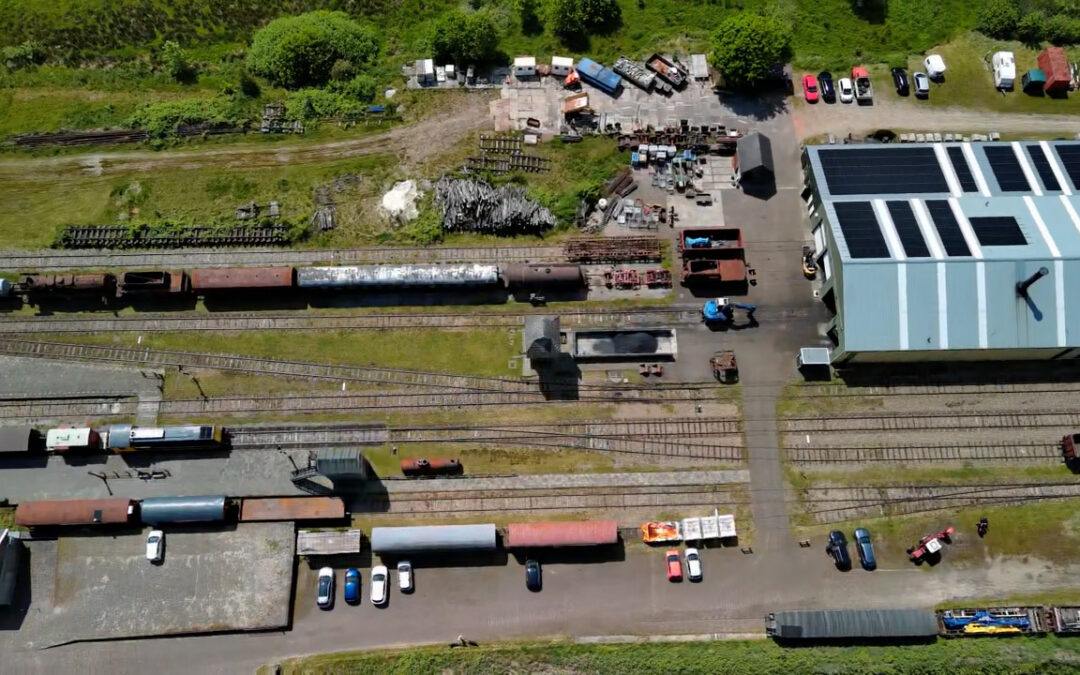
[913,72,930,98]
[397,561,413,592]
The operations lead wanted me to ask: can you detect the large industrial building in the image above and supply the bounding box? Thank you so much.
[802,140,1080,364]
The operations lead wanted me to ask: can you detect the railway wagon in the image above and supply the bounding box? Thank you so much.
[45,427,103,453]
[502,263,586,290]
[14,498,137,527]
[296,264,501,288]
[190,266,295,292]
[0,426,43,453]
[17,273,116,302]
[115,270,189,297]
[505,520,619,548]
[371,524,498,555]
[679,228,744,259]
[139,495,229,524]
[401,457,463,477]
[105,424,225,451]
[938,607,1045,636]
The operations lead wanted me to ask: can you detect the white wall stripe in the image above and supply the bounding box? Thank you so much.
[1060,195,1080,238]
[897,264,909,350]
[948,198,983,259]
[961,142,992,197]
[1041,141,1072,195]
[976,262,988,348]
[937,262,949,349]
[1024,196,1061,258]
[934,144,963,197]
[910,199,945,260]
[1056,259,1067,347]
[872,199,906,260]
[1013,141,1043,196]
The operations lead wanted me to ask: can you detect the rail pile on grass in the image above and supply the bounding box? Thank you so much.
[436,177,556,236]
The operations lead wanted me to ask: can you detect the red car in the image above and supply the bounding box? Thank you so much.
[802,74,819,102]
[665,549,683,581]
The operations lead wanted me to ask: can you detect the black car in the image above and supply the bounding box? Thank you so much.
[826,530,852,570]
[891,67,909,96]
[817,71,835,102]
[525,560,542,591]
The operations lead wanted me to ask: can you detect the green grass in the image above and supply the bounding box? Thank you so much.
[0,507,14,529]
[268,636,1080,675]
[776,381,882,417]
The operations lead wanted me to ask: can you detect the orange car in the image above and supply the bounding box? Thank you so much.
[665,549,683,581]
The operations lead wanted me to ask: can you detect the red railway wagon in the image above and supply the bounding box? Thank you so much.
[506,520,619,548]
[14,498,137,527]
[239,497,346,521]
[189,266,295,292]
[401,458,463,477]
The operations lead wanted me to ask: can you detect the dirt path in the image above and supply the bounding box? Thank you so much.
[792,96,1080,140]
[0,92,493,180]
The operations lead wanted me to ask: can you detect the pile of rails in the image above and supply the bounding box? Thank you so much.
[617,125,742,155]
[58,225,291,249]
[436,177,556,235]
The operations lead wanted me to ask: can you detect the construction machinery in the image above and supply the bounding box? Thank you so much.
[702,297,757,324]
[710,351,738,383]
[907,526,954,563]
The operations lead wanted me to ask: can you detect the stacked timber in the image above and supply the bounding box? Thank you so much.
[436,177,556,235]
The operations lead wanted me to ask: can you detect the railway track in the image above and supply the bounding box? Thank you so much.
[228,424,389,449]
[781,410,1080,433]
[786,441,1064,464]
[785,382,1080,399]
[801,482,1080,523]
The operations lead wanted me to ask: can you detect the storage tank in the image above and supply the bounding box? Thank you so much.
[370,524,497,554]
[502,264,585,290]
[295,265,500,288]
[400,457,462,476]
[14,498,136,527]
[315,448,367,479]
[139,495,228,524]
[506,520,619,548]
[190,266,295,291]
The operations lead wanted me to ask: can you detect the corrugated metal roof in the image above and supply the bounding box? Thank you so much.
[806,142,1080,357]
[767,609,939,639]
[297,529,363,555]
[295,265,500,288]
[370,524,497,554]
[737,133,774,175]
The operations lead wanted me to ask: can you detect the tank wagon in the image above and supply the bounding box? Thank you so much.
[401,457,463,477]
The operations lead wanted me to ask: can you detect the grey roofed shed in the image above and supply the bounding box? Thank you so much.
[766,610,939,640]
[370,524,498,554]
[524,315,561,363]
[736,132,774,181]
[297,529,363,556]
[315,448,367,479]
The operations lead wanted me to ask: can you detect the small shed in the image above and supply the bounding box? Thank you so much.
[297,529,363,556]
[797,347,832,380]
[1038,47,1070,93]
[1023,69,1047,95]
[514,56,537,78]
[315,448,367,479]
[551,56,574,77]
[415,59,435,85]
[690,54,709,80]
[524,315,561,364]
[734,132,774,183]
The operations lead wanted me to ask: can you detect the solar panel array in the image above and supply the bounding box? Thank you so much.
[818,148,948,195]
[1055,144,1080,190]
[984,146,1031,192]
[1025,144,1061,192]
[945,146,978,193]
[925,200,971,256]
[968,216,1027,246]
[885,201,931,257]
[834,202,890,259]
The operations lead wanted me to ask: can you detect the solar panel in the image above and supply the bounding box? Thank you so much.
[968,216,1026,246]
[818,148,948,195]
[925,200,971,256]
[1026,144,1061,192]
[945,146,978,192]
[1054,144,1080,190]
[885,201,931,257]
[984,146,1031,192]
[834,201,890,259]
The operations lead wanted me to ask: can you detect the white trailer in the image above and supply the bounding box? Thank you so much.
[993,51,1016,90]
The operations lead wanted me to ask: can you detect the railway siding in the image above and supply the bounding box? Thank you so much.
[786,442,1063,464]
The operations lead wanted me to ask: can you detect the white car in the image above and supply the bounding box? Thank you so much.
[397,561,413,592]
[913,72,930,98]
[145,530,164,563]
[837,78,854,103]
[685,547,702,582]
[370,565,388,606]
[316,567,334,608]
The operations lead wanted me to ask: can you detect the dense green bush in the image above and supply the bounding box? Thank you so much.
[284,84,377,121]
[246,11,379,88]
[710,13,792,88]
[977,0,1022,39]
[1,40,43,70]
[1045,13,1080,44]
[126,96,251,138]
[431,10,500,65]
[544,0,621,38]
[158,40,195,82]
[1017,11,1048,45]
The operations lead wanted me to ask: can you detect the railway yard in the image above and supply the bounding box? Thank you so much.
[6,59,1080,675]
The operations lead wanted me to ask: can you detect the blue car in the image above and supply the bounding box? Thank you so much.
[343,568,360,604]
[853,528,877,570]
[826,530,851,570]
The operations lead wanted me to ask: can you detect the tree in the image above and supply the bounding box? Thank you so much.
[159,40,194,82]
[247,11,379,88]
[545,0,621,38]
[1045,14,1080,45]
[237,67,261,98]
[709,14,792,88]
[1016,11,1047,46]
[977,0,1022,39]
[515,0,544,35]
[431,11,499,65]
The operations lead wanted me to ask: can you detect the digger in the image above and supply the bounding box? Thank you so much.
[701,297,757,325]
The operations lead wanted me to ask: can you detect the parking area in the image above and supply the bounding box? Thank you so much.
[5,522,293,648]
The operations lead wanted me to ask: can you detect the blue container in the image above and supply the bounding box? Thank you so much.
[575,58,622,95]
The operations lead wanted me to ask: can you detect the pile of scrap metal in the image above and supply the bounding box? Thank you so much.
[577,169,639,233]
[436,177,556,235]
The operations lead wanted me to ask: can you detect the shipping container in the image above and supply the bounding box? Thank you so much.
[371,524,498,554]
[139,495,228,524]
[575,58,622,96]
[506,520,618,548]
[296,265,500,288]
[1038,47,1071,94]
[45,427,102,453]
[502,263,585,289]
[190,266,295,291]
[14,498,136,527]
[0,426,41,453]
[240,497,346,522]
[116,270,189,297]
[678,228,744,258]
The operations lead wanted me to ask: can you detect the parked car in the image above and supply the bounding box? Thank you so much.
[344,568,360,604]
[145,530,164,563]
[665,548,683,581]
[837,78,854,103]
[316,567,334,609]
[892,67,909,95]
[827,530,852,570]
[397,561,413,592]
[854,528,877,570]
[913,72,930,98]
[818,71,835,102]
[370,565,388,606]
[525,559,542,591]
[685,547,703,581]
[802,74,820,103]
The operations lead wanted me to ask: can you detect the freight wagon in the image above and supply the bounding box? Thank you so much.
[14,498,137,527]
[0,426,43,453]
[42,424,226,453]
[505,520,618,548]
[401,457,463,477]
